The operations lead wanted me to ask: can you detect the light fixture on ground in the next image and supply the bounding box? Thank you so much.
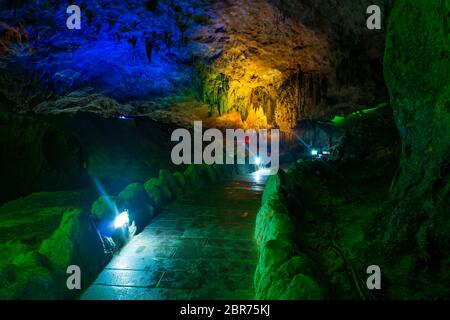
[114,210,129,229]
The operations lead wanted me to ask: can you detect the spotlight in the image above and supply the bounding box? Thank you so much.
[311,149,319,156]
[255,157,261,166]
[114,210,129,229]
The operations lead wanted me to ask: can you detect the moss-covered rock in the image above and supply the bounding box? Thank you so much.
[256,174,295,246]
[254,172,324,299]
[280,274,324,300]
[379,0,450,299]
[255,239,323,300]
[254,239,296,288]
[173,172,187,193]
[0,248,58,300]
[39,208,106,297]
[117,183,154,232]
[183,165,208,189]
[144,177,172,209]
[91,196,118,222]
[159,170,183,199]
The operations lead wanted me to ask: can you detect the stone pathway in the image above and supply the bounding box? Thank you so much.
[81,174,265,300]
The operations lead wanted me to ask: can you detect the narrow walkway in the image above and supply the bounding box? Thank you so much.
[82,174,265,300]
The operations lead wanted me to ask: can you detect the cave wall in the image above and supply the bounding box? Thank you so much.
[0,112,86,205]
[1,0,388,129]
[380,0,449,299]
[0,0,211,108]
[201,0,388,130]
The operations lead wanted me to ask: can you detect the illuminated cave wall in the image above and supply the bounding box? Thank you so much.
[1,0,387,130]
[199,0,388,131]
[0,0,211,107]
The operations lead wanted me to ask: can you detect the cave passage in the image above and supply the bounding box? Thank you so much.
[82,173,266,300]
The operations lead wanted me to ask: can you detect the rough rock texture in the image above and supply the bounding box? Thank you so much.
[39,208,107,297]
[144,177,173,209]
[117,183,155,233]
[200,0,387,130]
[91,196,119,222]
[0,112,86,205]
[0,0,387,130]
[159,169,184,199]
[0,246,57,300]
[254,173,324,299]
[255,104,402,299]
[377,0,450,299]
[0,110,177,205]
[0,190,99,299]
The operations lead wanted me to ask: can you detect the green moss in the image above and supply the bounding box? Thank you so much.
[0,250,57,300]
[159,170,183,199]
[39,208,106,295]
[0,190,96,247]
[280,274,324,300]
[330,104,384,128]
[144,177,172,209]
[379,0,450,299]
[91,196,118,222]
[184,165,208,189]
[173,172,187,192]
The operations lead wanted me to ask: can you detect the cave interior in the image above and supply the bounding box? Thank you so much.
[0,0,448,300]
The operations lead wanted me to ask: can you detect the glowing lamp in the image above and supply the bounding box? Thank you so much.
[311,149,319,156]
[114,211,129,229]
[255,157,261,166]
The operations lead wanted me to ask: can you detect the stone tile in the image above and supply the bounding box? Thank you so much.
[93,269,163,287]
[82,176,263,300]
[81,285,192,300]
[117,244,176,259]
[107,257,200,273]
[157,271,203,289]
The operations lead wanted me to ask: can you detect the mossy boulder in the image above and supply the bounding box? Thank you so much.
[159,170,183,199]
[256,174,295,246]
[0,248,58,300]
[279,274,323,300]
[184,165,208,189]
[205,164,219,183]
[255,239,296,287]
[173,172,187,193]
[91,196,118,222]
[255,240,323,300]
[117,183,154,232]
[39,208,106,295]
[144,177,172,209]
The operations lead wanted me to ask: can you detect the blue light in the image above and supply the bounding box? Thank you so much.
[311,149,319,156]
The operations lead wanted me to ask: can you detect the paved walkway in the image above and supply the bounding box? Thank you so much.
[82,174,265,300]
